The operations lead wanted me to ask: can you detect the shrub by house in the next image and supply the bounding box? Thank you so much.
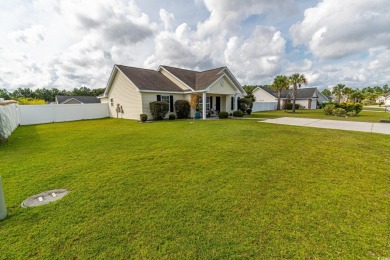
[149,101,169,120]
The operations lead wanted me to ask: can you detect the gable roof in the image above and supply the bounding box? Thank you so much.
[160,65,227,91]
[116,65,185,92]
[258,87,320,99]
[103,64,244,97]
[56,95,100,104]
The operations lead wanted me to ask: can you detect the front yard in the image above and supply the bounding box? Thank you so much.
[0,119,389,258]
[248,108,390,123]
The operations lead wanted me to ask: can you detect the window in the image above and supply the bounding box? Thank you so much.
[161,95,170,105]
[158,95,174,112]
[110,98,114,107]
[199,97,210,110]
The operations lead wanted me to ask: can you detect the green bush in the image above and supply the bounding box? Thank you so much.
[246,109,252,115]
[238,98,253,112]
[174,100,190,119]
[354,103,363,115]
[218,111,229,119]
[233,110,244,117]
[334,102,363,116]
[318,102,329,109]
[333,108,346,117]
[284,103,300,110]
[323,104,335,115]
[149,101,169,120]
[140,114,148,122]
[169,114,176,120]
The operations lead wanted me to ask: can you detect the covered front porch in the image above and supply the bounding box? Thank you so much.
[189,71,246,119]
[195,92,239,119]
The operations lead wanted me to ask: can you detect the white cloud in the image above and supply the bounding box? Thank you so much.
[159,9,175,30]
[8,25,45,44]
[224,26,286,83]
[145,1,288,84]
[1,0,389,92]
[1,0,157,90]
[290,0,390,59]
[198,0,296,36]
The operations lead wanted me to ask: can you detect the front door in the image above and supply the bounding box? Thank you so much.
[216,96,221,112]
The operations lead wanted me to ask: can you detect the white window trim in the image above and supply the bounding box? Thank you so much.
[161,95,170,108]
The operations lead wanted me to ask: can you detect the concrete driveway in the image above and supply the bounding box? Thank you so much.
[260,117,390,135]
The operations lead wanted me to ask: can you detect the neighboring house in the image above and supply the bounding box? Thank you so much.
[253,86,328,109]
[99,65,246,120]
[376,92,390,105]
[55,96,101,104]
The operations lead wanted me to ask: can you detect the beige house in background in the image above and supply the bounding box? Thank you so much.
[99,65,246,120]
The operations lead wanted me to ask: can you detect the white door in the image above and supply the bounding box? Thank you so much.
[311,99,317,109]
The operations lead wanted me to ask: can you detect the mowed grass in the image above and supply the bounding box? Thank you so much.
[248,109,390,123]
[0,118,389,258]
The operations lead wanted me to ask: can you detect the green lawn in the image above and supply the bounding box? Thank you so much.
[0,119,389,258]
[248,109,390,123]
[363,106,386,112]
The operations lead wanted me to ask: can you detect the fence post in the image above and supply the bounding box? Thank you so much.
[0,176,7,221]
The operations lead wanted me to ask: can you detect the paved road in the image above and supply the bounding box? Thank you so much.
[260,117,390,135]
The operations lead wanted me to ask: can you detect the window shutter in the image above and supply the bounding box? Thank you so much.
[210,96,213,110]
[231,97,234,110]
[157,95,161,101]
[169,95,174,112]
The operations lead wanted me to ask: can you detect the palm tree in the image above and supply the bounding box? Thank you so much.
[342,87,353,102]
[289,73,308,112]
[242,85,256,102]
[271,75,290,110]
[332,84,345,103]
[350,89,363,103]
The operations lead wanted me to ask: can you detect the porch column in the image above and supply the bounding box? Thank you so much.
[202,92,207,120]
[234,95,238,111]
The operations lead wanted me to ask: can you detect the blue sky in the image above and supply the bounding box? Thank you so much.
[1,0,389,91]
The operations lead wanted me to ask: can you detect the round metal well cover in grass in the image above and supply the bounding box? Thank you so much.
[22,189,68,208]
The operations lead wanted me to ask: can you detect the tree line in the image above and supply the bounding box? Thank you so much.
[320,84,389,104]
[0,87,105,102]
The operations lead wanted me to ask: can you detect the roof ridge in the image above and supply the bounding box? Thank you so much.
[197,67,226,73]
[161,65,199,73]
[161,65,226,74]
[116,64,157,72]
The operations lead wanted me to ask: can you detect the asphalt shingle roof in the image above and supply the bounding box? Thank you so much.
[161,65,226,91]
[56,96,100,104]
[260,86,317,99]
[116,65,185,92]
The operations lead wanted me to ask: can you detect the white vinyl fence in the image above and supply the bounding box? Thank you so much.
[0,103,109,140]
[18,103,109,125]
[252,102,277,112]
[0,104,19,140]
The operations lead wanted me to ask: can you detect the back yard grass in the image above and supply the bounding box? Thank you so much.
[248,109,390,123]
[0,118,389,258]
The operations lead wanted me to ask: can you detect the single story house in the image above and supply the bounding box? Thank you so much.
[376,92,390,105]
[55,96,100,104]
[252,86,328,109]
[99,65,246,120]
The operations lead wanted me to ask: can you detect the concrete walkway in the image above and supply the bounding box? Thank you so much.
[260,117,390,135]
